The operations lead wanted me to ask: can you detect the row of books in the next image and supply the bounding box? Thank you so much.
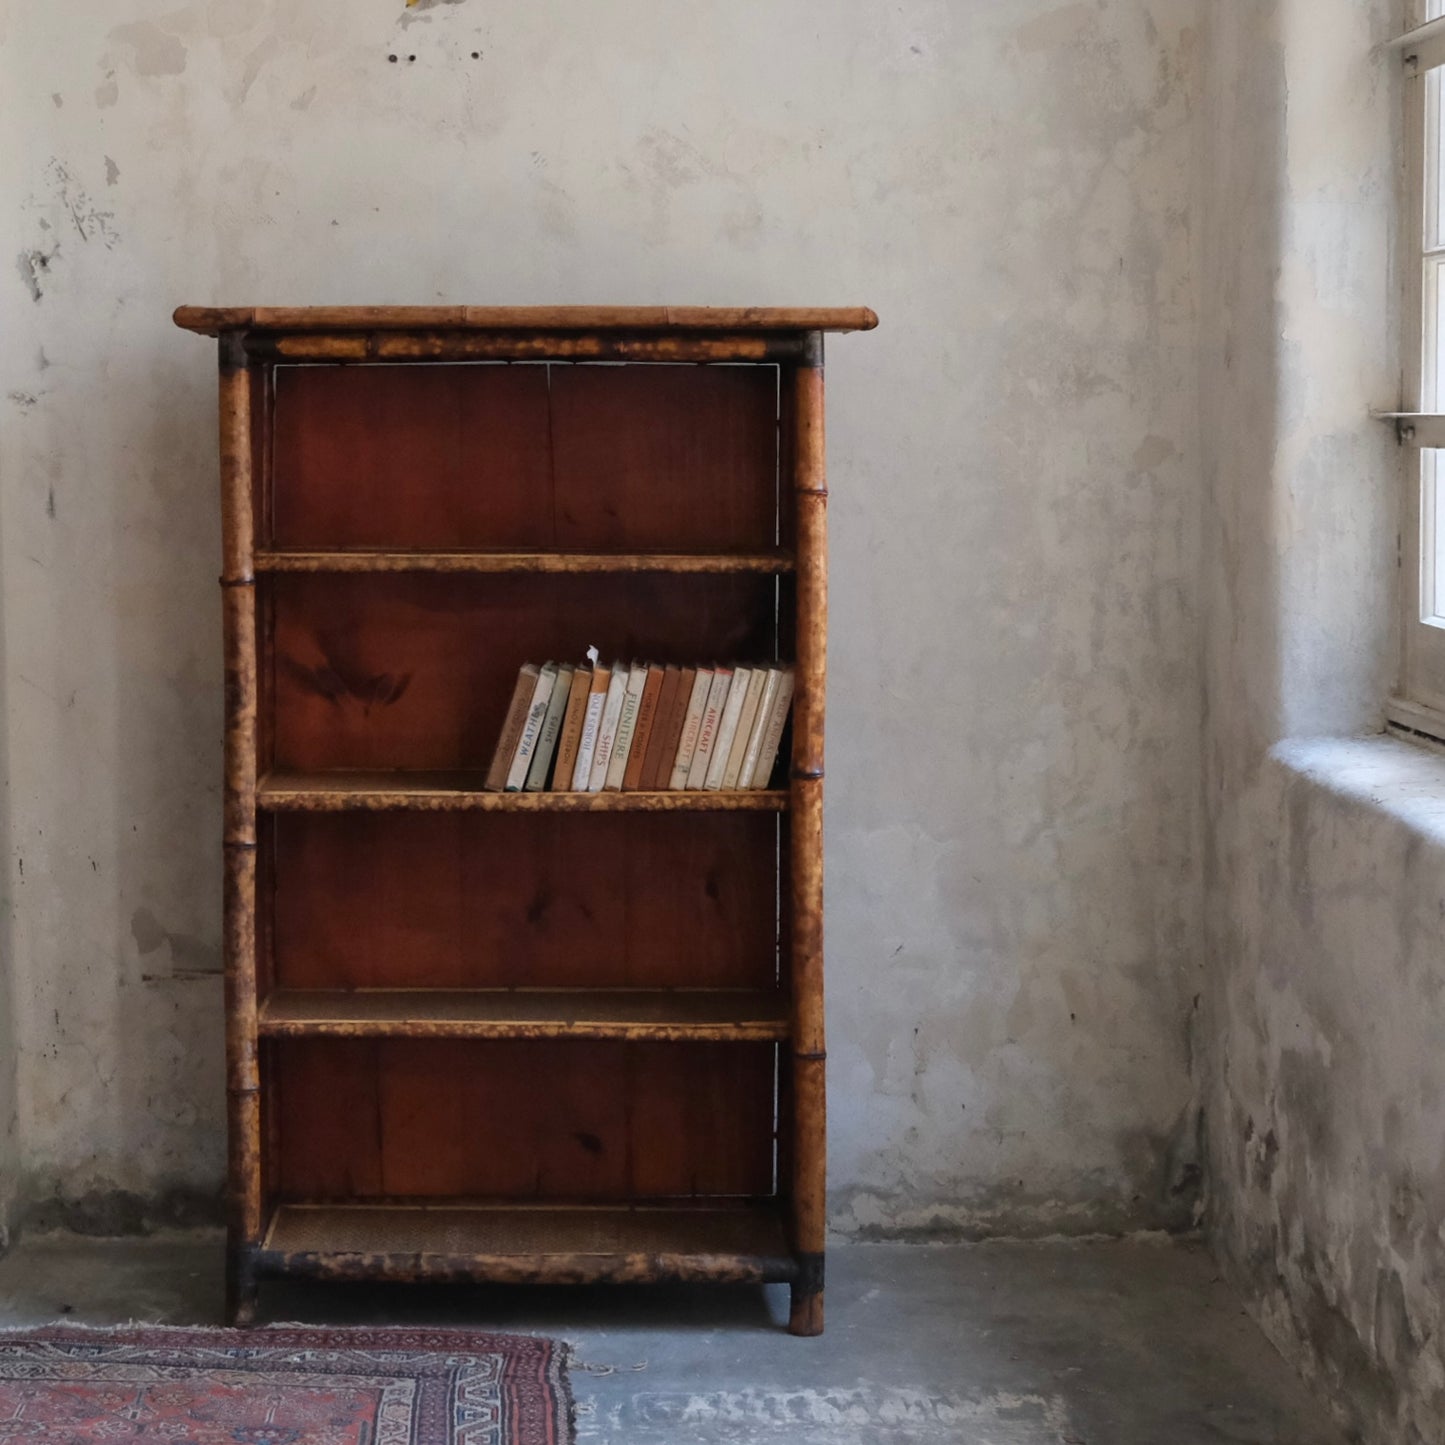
[484,656,796,793]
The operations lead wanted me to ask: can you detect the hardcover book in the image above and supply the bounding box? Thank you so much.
[551,664,593,792]
[603,664,649,791]
[507,662,559,792]
[525,662,575,791]
[570,662,612,791]
[686,666,734,789]
[668,667,714,789]
[485,663,541,792]
[587,663,630,792]
[623,664,668,791]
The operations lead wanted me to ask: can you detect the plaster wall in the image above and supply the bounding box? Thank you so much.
[1198,2,1445,1441]
[0,0,1204,1234]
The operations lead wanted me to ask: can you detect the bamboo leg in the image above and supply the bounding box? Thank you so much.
[226,1243,259,1327]
[788,335,827,1338]
[218,333,262,1327]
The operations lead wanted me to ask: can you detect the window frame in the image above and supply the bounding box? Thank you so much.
[1389,15,1445,731]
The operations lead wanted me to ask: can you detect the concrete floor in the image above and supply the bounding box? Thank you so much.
[0,1233,1348,1444]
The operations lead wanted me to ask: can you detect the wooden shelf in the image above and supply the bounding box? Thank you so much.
[254,548,795,575]
[257,772,789,813]
[259,988,790,1041]
[256,1201,798,1285]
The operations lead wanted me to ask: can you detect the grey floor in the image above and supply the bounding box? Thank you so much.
[0,1233,1348,1444]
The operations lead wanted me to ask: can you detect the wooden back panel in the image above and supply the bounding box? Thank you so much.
[272,812,780,990]
[272,1039,777,1202]
[270,363,779,551]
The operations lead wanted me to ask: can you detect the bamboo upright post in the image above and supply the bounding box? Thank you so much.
[788,333,828,1337]
[218,331,262,1325]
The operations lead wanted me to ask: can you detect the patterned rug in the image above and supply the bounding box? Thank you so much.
[0,1324,573,1444]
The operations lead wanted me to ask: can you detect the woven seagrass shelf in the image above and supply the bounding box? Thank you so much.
[175,302,876,1337]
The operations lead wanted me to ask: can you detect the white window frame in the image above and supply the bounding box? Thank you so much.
[1386,7,1445,734]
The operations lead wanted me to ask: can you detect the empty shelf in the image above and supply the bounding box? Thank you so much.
[254,549,796,574]
[257,1202,797,1285]
[259,988,790,1041]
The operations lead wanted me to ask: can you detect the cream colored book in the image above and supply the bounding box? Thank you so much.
[686,666,734,789]
[704,666,752,790]
[587,662,629,792]
[603,663,649,790]
[737,665,783,789]
[570,658,611,790]
[506,662,558,791]
[747,665,796,788]
[668,667,714,789]
[720,665,769,790]
[551,664,593,791]
[484,663,541,792]
[524,663,574,791]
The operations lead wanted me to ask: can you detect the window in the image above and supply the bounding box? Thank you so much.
[1391,2,1445,728]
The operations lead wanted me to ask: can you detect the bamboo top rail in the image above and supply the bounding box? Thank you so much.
[173,304,878,336]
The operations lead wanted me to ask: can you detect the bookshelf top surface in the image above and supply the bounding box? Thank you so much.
[173,304,878,337]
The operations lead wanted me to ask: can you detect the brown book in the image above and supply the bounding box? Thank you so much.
[638,665,684,790]
[622,664,668,790]
[549,664,593,791]
[571,662,613,790]
[484,663,541,791]
[646,665,694,790]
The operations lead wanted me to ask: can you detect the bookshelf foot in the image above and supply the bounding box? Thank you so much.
[226,1253,259,1328]
[788,1287,824,1336]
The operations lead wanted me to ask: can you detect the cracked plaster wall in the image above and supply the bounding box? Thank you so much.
[1198,2,1445,1441]
[0,1,1204,1236]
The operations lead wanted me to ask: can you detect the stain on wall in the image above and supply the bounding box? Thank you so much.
[0,0,1202,1243]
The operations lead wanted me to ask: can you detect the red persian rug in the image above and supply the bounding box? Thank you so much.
[0,1324,573,1444]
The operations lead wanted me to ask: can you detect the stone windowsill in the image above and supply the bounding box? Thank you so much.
[1270,732,1445,844]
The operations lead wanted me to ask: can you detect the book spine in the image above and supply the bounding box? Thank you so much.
[484,663,541,792]
[571,666,611,790]
[737,665,782,790]
[623,665,667,791]
[721,665,769,789]
[551,665,592,791]
[506,663,558,791]
[587,664,629,792]
[645,665,691,791]
[704,666,751,789]
[686,667,734,789]
[747,666,796,788]
[603,664,648,790]
[524,663,574,791]
[668,668,713,789]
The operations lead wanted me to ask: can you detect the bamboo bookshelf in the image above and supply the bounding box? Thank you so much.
[174,304,876,1335]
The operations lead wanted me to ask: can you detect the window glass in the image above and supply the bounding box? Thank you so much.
[1424,453,1445,626]
[1430,67,1445,251]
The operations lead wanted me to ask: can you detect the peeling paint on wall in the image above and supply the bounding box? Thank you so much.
[107,20,187,78]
